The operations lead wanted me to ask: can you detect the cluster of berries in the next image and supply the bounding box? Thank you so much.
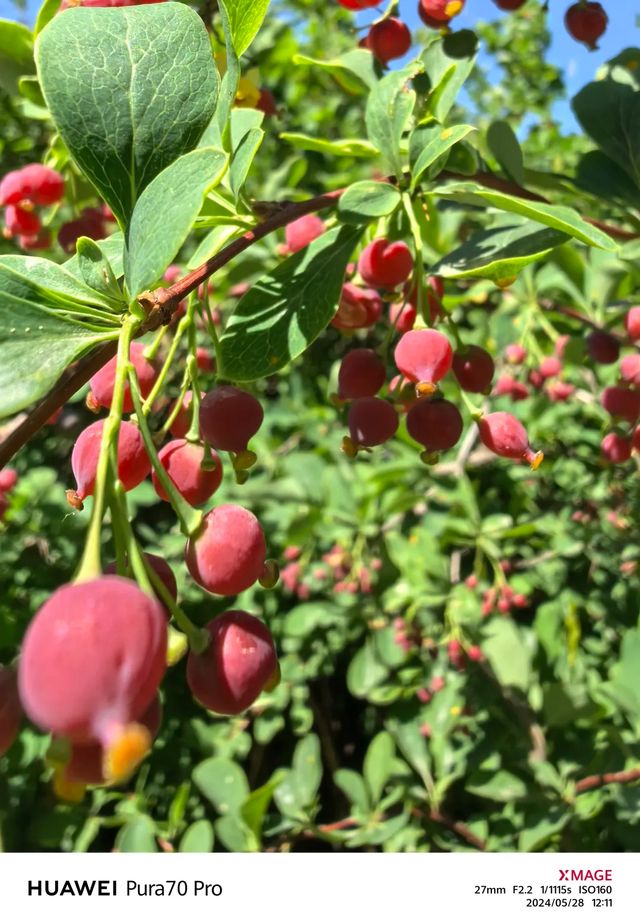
[0,163,64,249]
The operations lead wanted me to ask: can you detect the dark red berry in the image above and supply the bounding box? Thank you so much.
[601,433,632,464]
[347,397,399,448]
[493,0,527,8]
[5,204,40,237]
[601,386,640,424]
[358,238,414,290]
[406,398,463,452]
[332,283,383,330]
[0,666,21,757]
[199,386,263,453]
[452,345,495,393]
[336,0,379,9]
[565,2,608,50]
[367,18,412,64]
[587,331,619,365]
[477,412,543,468]
[338,348,386,399]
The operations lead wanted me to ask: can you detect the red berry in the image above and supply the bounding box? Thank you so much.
[284,214,325,253]
[0,163,64,207]
[426,275,445,323]
[18,577,166,780]
[18,229,51,250]
[394,329,453,393]
[168,390,204,439]
[0,468,17,492]
[358,238,414,290]
[0,666,21,757]
[332,283,383,330]
[389,301,417,333]
[105,554,177,615]
[338,348,386,399]
[452,345,495,393]
[336,0,379,8]
[164,264,182,284]
[601,432,632,464]
[88,342,158,413]
[199,386,263,453]
[547,381,575,402]
[505,343,526,364]
[5,204,40,237]
[624,307,640,343]
[367,18,412,64]
[555,335,570,359]
[348,397,399,448]
[601,386,640,424]
[185,504,267,596]
[406,398,463,452]
[493,0,527,8]
[187,611,278,715]
[196,347,215,373]
[587,331,619,365]
[528,369,544,391]
[539,356,562,379]
[477,412,543,468]
[633,427,640,453]
[467,645,484,662]
[257,88,278,117]
[565,2,608,50]
[57,209,106,253]
[494,374,529,401]
[620,354,640,388]
[71,419,150,502]
[418,0,465,26]
[152,439,222,506]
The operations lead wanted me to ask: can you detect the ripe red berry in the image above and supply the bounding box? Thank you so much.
[168,390,204,439]
[601,432,632,464]
[407,398,463,453]
[196,347,215,373]
[494,374,529,401]
[0,666,21,757]
[338,348,386,399]
[493,0,527,8]
[284,214,326,253]
[187,611,278,715]
[347,397,399,448]
[394,329,453,394]
[620,354,640,388]
[547,381,575,402]
[199,386,263,453]
[0,163,64,207]
[332,283,383,330]
[71,419,150,503]
[452,345,495,394]
[88,342,158,413]
[257,88,278,117]
[57,208,106,253]
[367,18,412,64]
[587,330,619,365]
[564,2,608,50]
[625,307,640,343]
[601,386,640,424]
[185,504,267,596]
[18,229,51,250]
[18,576,166,779]
[477,411,543,468]
[418,0,465,27]
[389,301,417,333]
[5,204,40,237]
[539,356,562,379]
[426,275,445,323]
[358,238,414,290]
[0,468,17,492]
[336,0,379,8]
[152,440,222,506]
[105,553,177,616]
[505,343,526,364]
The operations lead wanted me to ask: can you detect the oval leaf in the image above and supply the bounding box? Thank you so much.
[338,180,401,224]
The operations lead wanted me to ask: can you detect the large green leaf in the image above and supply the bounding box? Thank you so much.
[36,4,219,226]
[409,122,476,190]
[219,0,270,57]
[486,120,524,186]
[575,150,640,210]
[125,147,228,297]
[280,133,378,159]
[432,181,617,251]
[0,19,35,95]
[366,63,422,178]
[294,50,379,95]
[65,231,125,282]
[193,758,249,813]
[420,32,477,122]
[219,225,362,381]
[338,180,401,224]
[431,219,570,282]
[572,79,640,189]
[0,255,121,312]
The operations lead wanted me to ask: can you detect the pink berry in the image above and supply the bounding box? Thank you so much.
[624,307,640,343]
[555,334,570,359]
[88,342,158,413]
[565,1,608,50]
[0,666,21,757]
[152,439,222,506]
[167,390,204,440]
[505,343,526,364]
[338,348,386,399]
[467,644,484,661]
[199,386,263,453]
[332,283,383,330]
[57,208,106,253]
[5,204,40,237]
[358,239,414,290]
[406,398,463,452]
[196,347,215,373]
[185,504,267,596]
[163,264,182,284]
[348,397,399,448]
[620,354,640,388]
[601,433,632,464]
[0,163,64,207]
[394,329,453,393]
[418,0,465,26]
[587,331,619,365]
[285,214,325,254]
[547,381,575,402]
[187,611,278,714]
[452,345,495,393]
[367,18,412,64]
[539,356,562,379]
[494,374,529,401]
[284,545,301,561]
[389,301,417,334]
[0,468,18,492]
[71,419,150,503]
[601,386,640,424]
[477,412,543,468]
[105,554,177,615]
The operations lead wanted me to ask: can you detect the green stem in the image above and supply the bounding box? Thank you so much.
[141,310,192,415]
[143,325,168,363]
[402,192,426,325]
[185,352,203,444]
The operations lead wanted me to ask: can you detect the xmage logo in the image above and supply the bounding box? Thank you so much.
[558,870,613,882]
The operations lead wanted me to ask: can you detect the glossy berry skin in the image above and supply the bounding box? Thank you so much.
[185,504,267,596]
[5,204,40,237]
[367,19,412,64]
[336,0,379,8]
[587,331,619,365]
[338,349,386,399]
[89,342,158,413]
[285,215,325,253]
[332,283,383,330]
[358,239,414,290]
[389,301,417,333]
[406,398,463,451]
[0,666,21,757]
[18,577,166,750]
[620,354,640,388]
[105,553,177,616]
[493,0,527,8]
[168,390,204,440]
[199,386,263,453]
[601,433,632,465]
[348,397,399,447]
[452,345,495,394]
[187,611,278,715]
[478,412,542,468]
[0,164,64,207]
[71,420,150,502]
[152,440,222,506]
[0,468,17,492]
[564,2,608,50]
[625,307,640,342]
[394,329,453,393]
[601,386,640,424]
[418,0,465,26]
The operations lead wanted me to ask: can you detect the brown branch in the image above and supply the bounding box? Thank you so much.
[575,767,640,794]
[428,808,487,851]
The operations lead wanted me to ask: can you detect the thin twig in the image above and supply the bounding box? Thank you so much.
[575,767,640,794]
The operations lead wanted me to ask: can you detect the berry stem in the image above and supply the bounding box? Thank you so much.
[141,298,196,415]
[402,192,426,325]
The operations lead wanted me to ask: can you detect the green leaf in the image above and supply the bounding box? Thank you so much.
[219,0,270,57]
[486,120,524,186]
[482,618,533,692]
[0,19,35,95]
[0,255,120,312]
[338,181,401,224]
[219,225,361,381]
[215,813,258,851]
[75,238,124,305]
[572,79,640,189]
[275,735,322,818]
[366,63,422,178]
[518,808,569,852]
[230,128,264,201]
[115,816,158,852]
[192,758,250,814]
[34,0,60,38]
[420,33,477,122]
[347,638,389,698]
[36,4,219,225]
[280,133,378,159]
[188,224,240,269]
[575,150,640,209]
[66,231,125,281]
[179,820,214,853]
[467,769,527,802]
[432,181,617,250]
[431,219,571,282]
[125,147,227,297]
[334,769,370,812]
[606,628,640,718]
[409,122,476,190]
[293,50,378,95]
[364,731,395,804]
[240,771,285,845]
